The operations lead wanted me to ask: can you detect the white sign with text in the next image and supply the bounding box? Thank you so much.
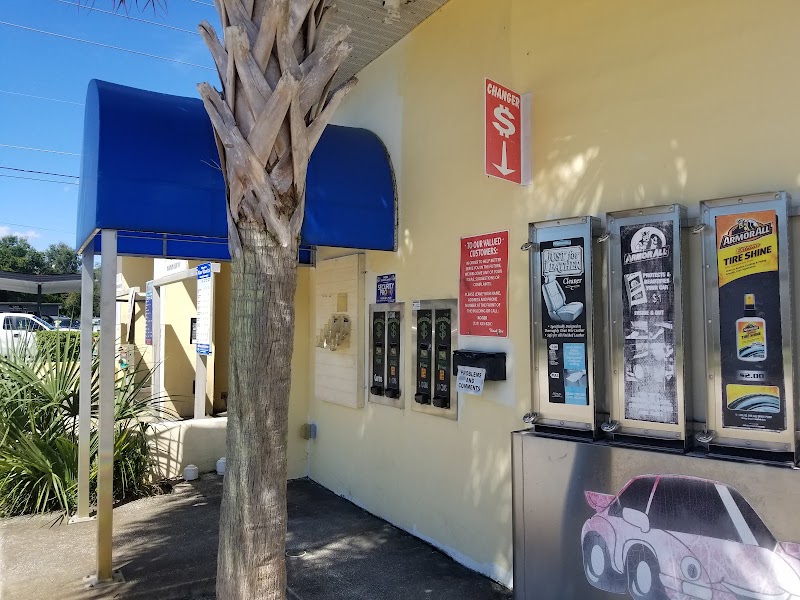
[456,366,487,396]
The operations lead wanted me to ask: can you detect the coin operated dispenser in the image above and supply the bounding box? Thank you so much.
[368,303,405,409]
[412,299,459,420]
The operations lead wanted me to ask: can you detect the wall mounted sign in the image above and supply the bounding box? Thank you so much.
[619,221,677,424]
[715,209,785,431]
[539,237,589,405]
[144,280,153,346]
[456,366,486,395]
[606,205,687,445]
[195,262,212,355]
[484,79,531,185]
[459,230,508,337]
[376,274,396,304]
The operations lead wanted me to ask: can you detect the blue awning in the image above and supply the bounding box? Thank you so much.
[76,80,396,262]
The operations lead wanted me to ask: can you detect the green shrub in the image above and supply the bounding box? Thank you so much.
[35,330,81,362]
[0,334,171,519]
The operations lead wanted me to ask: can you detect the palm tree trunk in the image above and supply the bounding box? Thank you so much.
[217,223,298,599]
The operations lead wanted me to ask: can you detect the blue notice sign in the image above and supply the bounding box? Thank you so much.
[145,281,153,346]
[196,262,213,355]
[376,274,396,304]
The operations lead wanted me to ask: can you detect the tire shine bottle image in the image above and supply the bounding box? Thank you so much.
[736,293,767,361]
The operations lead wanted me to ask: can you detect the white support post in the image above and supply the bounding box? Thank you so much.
[71,247,95,524]
[194,353,208,419]
[89,229,123,586]
[151,283,162,416]
[193,266,215,419]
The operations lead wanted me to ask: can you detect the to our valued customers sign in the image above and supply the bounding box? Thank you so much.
[484,78,531,185]
[460,231,508,337]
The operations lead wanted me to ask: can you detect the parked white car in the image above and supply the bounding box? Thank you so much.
[0,313,54,356]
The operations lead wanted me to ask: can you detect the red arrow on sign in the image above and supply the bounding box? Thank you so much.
[485,79,531,185]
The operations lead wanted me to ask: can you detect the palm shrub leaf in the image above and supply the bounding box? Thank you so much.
[0,333,171,518]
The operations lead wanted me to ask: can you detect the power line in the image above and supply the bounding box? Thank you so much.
[0,166,79,179]
[53,0,200,35]
[0,143,80,157]
[0,173,79,185]
[0,88,83,106]
[0,20,214,71]
[189,0,215,6]
[0,221,75,235]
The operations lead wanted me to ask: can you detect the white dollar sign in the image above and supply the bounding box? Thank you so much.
[492,105,516,138]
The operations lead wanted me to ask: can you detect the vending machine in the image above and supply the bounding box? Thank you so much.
[513,192,800,600]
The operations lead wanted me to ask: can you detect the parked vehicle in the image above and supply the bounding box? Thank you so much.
[0,313,54,356]
[581,474,800,600]
[51,316,80,330]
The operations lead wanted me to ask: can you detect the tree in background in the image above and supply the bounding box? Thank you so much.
[195,1,355,598]
[0,236,48,277]
[44,242,81,275]
[0,235,96,316]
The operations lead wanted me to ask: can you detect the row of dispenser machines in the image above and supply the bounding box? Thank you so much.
[368,299,461,420]
[527,192,798,463]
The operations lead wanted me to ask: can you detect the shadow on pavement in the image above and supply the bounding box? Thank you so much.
[0,475,511,599]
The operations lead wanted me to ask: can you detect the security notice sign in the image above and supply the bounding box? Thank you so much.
[195,262,212,355]
[715,209,785,431]
[460,231,508,337]
[485,79,531,185]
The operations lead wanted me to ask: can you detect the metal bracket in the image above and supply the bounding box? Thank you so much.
[691,222,707,235]
[522,412,539,424]
[520,241,535,252]
[68,514,97,525]
[695,430,716,444]
[83,570,125,589]
[597,232,611,243]
[600,420,620,433]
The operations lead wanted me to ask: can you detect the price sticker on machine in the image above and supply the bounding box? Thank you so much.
[456,366,486,396]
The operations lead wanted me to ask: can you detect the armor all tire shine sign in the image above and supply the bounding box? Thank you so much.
[715,210,785,431]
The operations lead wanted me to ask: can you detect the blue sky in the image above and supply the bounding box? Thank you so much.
[0,0,222,250]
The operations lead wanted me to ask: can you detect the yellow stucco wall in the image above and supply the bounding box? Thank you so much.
[117,259,312,479]
[307,0,800,586]
[288,268,311,479]
[117,257,155,376]
[162,263,199,418]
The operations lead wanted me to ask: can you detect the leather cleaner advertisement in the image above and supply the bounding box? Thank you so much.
[716,209,785,431]
[540,238,589,405]
[620,221,677,424]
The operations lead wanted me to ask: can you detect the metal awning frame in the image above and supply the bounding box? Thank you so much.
[72,230,222,589]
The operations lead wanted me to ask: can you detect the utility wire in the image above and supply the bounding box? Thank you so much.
[189,0,215,6]
[0,20,214,71]
[0,166,79,179]
[0,88,83,106]
[53,0,200,35]
[0,143,80,157]
[0,173,79,185]
[0,221,75,235]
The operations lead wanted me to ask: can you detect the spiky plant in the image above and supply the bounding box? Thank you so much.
[0,333,170,518]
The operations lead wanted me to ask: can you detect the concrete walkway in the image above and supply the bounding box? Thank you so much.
[0,476,511,599]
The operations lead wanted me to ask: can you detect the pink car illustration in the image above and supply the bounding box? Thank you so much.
[581,475,800,600]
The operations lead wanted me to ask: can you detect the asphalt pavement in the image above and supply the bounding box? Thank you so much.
[0,475,512,600]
